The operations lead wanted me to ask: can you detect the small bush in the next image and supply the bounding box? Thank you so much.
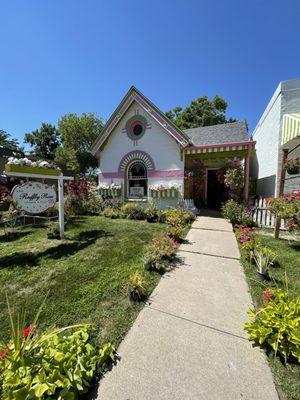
[240,236,261,263]
[244,290,300,363]
[103,208,120,219]
[0,299,115,399]
[143,234,177,272]
[99,197,123,212]
[121,203,145,220]
[163,208,194,226]
[128,271,147,301]
[167,224,185,242]
[221,199,248,225]
[235,225,256,244]
[47,221,60,239]
[145,204,159,223]
[81,183,102,215]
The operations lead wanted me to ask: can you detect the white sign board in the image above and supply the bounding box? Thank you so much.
[12,182,56,214]
[130,187,144,197]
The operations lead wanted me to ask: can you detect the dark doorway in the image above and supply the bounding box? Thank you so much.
[206,169,228,210]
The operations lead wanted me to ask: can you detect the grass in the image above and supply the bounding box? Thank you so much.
[0,216,167,346]
[240,231,300,400]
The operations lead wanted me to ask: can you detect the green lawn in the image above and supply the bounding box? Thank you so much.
[241,232,300,400]
[0,216,166,345]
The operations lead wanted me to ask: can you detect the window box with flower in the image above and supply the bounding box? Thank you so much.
[149,183,181,199]
[98,183,122,197]
[5,157,61,176]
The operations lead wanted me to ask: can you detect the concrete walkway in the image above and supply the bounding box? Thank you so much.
[97,216,278,400]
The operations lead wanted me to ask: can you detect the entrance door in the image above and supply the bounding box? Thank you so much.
[206,169,227,209]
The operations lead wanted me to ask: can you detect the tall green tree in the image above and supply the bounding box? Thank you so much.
[24,123,60,160]
[0,129,22,151]
[55,112,103,174]
[165,95,236,129]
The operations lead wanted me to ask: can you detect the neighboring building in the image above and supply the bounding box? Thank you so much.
[91,86,254,209]
[252,79,300,197]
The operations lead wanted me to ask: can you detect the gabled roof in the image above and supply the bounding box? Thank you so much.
[184,120,248,146]
[91,86,190,155]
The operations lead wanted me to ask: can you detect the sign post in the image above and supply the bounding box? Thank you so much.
[58,176,65,239]
[5,171,73,239]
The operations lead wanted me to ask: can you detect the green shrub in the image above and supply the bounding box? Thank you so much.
[128,271,147,301]
[47,221,60,239]
[143,234,177,272]
[244,290,300,363]
[99,197,123,212]
[181,210,196,225]
[144,204,159,223]
[221,199,248,225]
[102,208,120,219]
[240,236,261,263]
[121,203,145,220]
[167,224,185,242]
[0,299,115,399]
[81,183,102,215]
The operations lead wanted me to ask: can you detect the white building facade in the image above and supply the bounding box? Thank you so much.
[252,79,300,197]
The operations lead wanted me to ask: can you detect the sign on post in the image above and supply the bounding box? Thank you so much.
[12,182,56,214]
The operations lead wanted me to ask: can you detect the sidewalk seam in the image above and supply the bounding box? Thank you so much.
[178,249,240,261]
[145,305,248,342]
[191,227,233,233]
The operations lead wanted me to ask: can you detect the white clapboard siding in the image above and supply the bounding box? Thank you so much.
[250,197,285,229]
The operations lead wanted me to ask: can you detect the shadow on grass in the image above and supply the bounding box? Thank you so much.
[290,242,300,252]
[43,230,111,260]
[0,229,112,269]
[0,230,33,242]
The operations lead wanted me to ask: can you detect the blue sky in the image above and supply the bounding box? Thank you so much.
[1,0,300,148]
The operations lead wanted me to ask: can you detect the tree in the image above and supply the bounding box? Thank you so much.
[24,123,60,160]
[55,113,103,174]
[165,95,236,129]
[0,129,22,151]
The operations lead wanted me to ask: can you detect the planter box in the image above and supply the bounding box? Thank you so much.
[99,188,122,197]
[150,189,179,199]
[5,164,61,176]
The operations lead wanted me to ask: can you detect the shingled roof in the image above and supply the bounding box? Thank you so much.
[183,120,248,146]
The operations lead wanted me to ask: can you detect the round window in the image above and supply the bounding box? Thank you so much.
[125,115,147,141]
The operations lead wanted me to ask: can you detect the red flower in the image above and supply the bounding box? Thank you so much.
[21,324,36,338]
[262,290,274,302]
[0,348,10,361]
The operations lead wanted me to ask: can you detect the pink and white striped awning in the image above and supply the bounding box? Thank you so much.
[184,141,255,155]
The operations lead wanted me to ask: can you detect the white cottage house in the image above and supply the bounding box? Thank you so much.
[91,86,254,209]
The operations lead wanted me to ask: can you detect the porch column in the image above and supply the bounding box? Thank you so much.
[243,144,252,202]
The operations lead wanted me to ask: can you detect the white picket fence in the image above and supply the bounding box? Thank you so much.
[250,197,285,229]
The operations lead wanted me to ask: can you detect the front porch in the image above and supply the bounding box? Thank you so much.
[183,141,255,209]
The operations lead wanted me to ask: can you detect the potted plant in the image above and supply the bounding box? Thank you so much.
[253,246,277,281]
[285,157,300,175]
